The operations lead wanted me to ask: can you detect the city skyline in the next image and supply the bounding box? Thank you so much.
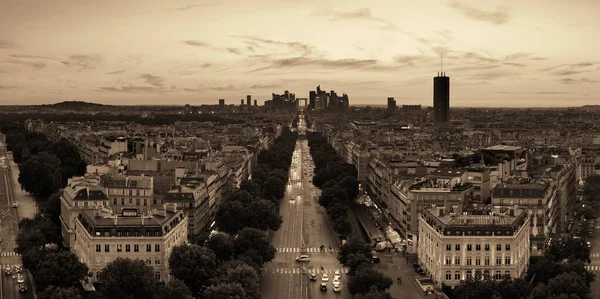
[1,0,599,107]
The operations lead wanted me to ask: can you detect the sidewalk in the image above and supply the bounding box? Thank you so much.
[8,160,37,219]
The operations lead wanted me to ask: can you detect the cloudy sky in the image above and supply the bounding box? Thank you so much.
[0,0,599,107]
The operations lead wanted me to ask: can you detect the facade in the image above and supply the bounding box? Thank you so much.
[433,73,450,123]
[101,174,156,213]
[418,206,530,288]
[465,167,491,202]
[72,206,187,283]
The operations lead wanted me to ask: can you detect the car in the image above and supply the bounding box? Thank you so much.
[372,256,381,263]
[334,270,340,279]
[291,197,294,201]
[5,268,11,275]
[333,281,341,292]
[320,282,327,291]
[310,273,317,281]
[17,275,24,284]
[587,241,592,248]
[19,284,27,293]
[333,275,340,282]
[296,255,310,262]
[297,191,300,195]
[321,273,329,282]
[12,203,17,208]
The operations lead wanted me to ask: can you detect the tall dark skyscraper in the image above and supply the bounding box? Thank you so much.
[254,99,257,106]
[219,99,225,107]
[241,99,244,106]
[247,95,251,106]
[387,97,396,110]
[433,72,450,123]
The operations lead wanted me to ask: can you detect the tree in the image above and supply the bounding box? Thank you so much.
[234,228,276,266]
[35,251,89,291]
[545,238,591,264]
[356,286,393,299]
[239,180,261,199]
[38,286,83,299]
[206,232,235,263]
[16,227,46,256]
[339,238,372,264]
[215,261,261,299]
[584,175,600,202]
[246,199,282,231]
[18,151,63,197]
[169,244,217,298]
[340,175,359,199]
[203,283,246,299]
[262,177,285,200]
[546,272,590,299]
[496,278,530,299]
[215,200,247,234]
[347,267,393,295]
[38,191,63,227]
[332,215,352,235]
[99,258,158,299]
[155,278,193,299]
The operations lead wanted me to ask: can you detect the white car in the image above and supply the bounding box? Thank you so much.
[333,281,341,292]
[321,273,329,282]
[334,270,340,279]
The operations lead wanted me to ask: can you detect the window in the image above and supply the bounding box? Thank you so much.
[129,190,133,196]
[485,244,490,251]
[155,244,161,252]
[146,244,152,252]
[496,244,502,251]
[467,244,472,251]
[117,244,122,252]
[146,258,151,265]
[136,190,140,196]
[113,198,117,205]
[476,244,481,251]
[155,257,160,265]
[121,198,124,205]
[455,271,461,280]
[495,271,502,280]
[505,271,511,279]
[476,257,481,266]
[466,256,472,266]
[144,199,147,206]
[96,245,101,252]
[136,198,140,205]
[454,256,461,265]
[496,256,501,265]
[155,272,161,281]
[105,244,110,252]
[505,244,511,251]
[485,256,490,266]
[455,244,460,251]
[446,244,451,251]
[134,244,139,252]
[126,244,131,252]
[466,271,472,280]
[154,198,158,205]
[446,271,451,280]
[446,256,451,265]
[505,256,511,265]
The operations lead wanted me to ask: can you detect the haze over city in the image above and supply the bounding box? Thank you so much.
[1,0,599,107]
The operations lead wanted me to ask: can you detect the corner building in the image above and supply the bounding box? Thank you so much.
[418,206,530,289]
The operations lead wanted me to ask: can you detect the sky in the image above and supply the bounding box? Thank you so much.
[0,0,599,107]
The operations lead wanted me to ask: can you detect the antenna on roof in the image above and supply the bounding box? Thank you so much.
[440,54,443,75]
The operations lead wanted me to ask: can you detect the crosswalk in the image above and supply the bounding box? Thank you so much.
[0,264,23,270]
[586,265,600,271]
[0,252,21,257]
[276,247,339,253]
[592,253,600,258]
[265,267,349,275]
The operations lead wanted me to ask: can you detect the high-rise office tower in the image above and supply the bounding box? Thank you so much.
[247,95,251,106]
[387,97,396,110]
[254,100,257,106]
[433,72,450,123]
[219,99,225,107]
[241,99,244,106]
[309,91,316,110]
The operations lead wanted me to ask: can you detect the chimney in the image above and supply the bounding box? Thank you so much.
[509,208,515,217]
[438,208,445,217]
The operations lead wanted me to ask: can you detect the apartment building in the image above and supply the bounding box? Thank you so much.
[101,174,156,213]
[72,206,187,283]
[390,170,474,252]
[418,206,530,288]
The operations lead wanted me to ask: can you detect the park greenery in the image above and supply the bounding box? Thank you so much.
[338,238,393,297]
[306,131,359,237]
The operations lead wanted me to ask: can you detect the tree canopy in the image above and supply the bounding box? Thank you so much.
[99,258,158,299]
[169,244,218,298]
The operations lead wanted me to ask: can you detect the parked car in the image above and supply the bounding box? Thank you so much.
[333,281,341,292]
[309,273,317,281]
[320,282,327,291]
[321,274,329,282]
[372,256,381,263]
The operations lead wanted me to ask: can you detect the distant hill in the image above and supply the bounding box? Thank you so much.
[42,101,111,109]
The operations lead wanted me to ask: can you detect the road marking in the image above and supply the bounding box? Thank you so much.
[0,252,20,257]
[269,267,348,274]
[586,265,600,271]
[276,247,340,253]
[592,253,600,258]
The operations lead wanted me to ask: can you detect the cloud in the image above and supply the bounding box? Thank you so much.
[170,4,217,11]
[9,54,56,60]
[394,55,432,67]
[487,91,567,95]
[560,78,597,84]
[0,40,19,50]
[61,54,103,69]
[139,74,165,87]
[448,2,509,25]
[249,57,395,72]
[106,69,127,75]
[503,62,526,67]
[543,62,600,76]
[325,8,399,31]
[225,48,242,55]
[232,36,313,56]
[249,84,281,89]
[183,40,211,47]
[5,59,46,69]
[209,85,236,91]
[98,85,168,93]
[0,85,16,89]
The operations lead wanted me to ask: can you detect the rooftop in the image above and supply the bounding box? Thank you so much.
[483,145,523,152]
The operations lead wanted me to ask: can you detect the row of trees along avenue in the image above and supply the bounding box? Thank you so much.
[306,131,359,238]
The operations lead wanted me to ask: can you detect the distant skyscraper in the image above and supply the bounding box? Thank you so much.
[387,97,396,110]
[219,99,225,107]
[240,99,244,106]
[433,72,450,123]
[254,100,257,106]
[309,91,316,110]
[247,95,251,106]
